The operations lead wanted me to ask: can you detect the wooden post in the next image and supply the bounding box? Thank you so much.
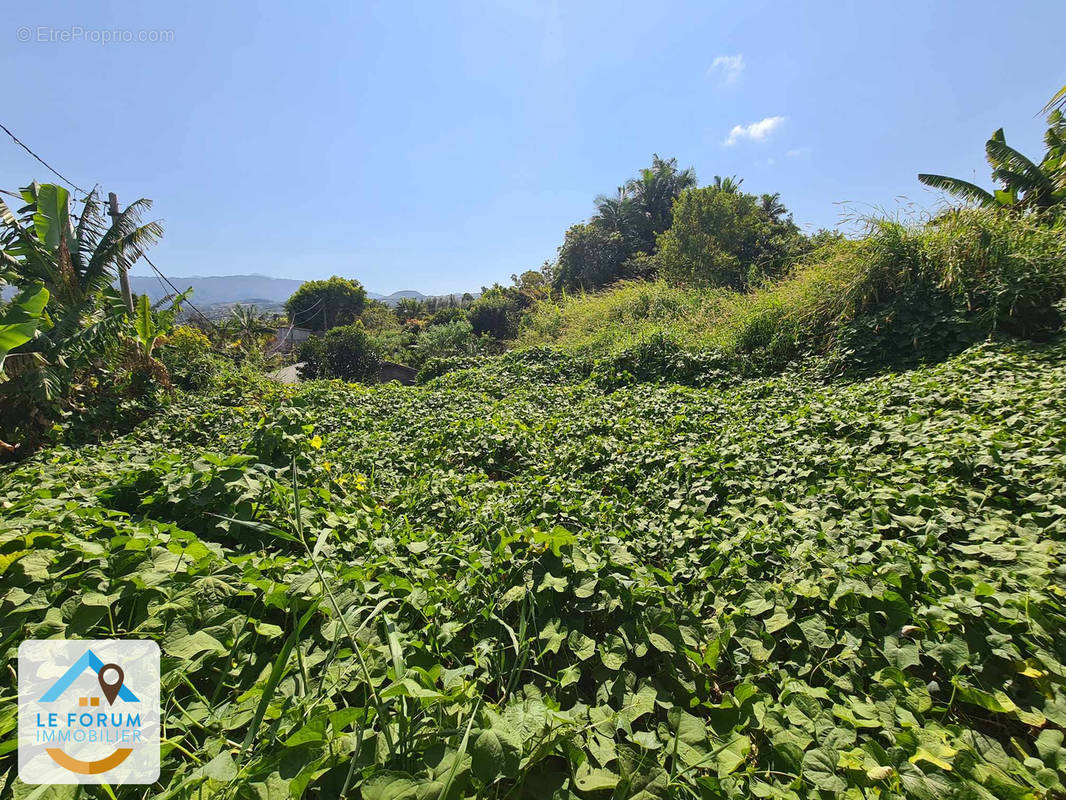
[107,192,135,313]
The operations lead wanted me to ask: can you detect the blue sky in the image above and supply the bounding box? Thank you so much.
[2,1,1063,294]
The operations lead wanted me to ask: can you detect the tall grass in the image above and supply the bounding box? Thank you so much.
[518,209,1066,373]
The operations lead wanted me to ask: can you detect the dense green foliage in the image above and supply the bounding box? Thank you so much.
[552,224,631,293]
[298,323,382,382]
[656,186,806,288]
[520,209,1066,376]
[285,276,368,332]
[0,183,173,452]
[2,336,1066,798]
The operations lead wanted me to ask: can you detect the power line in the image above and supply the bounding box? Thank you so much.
[0,121,88,195]
[139,253,219,331]
[0,122,232,337]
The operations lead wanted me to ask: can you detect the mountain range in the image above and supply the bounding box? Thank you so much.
[127,275,445,307]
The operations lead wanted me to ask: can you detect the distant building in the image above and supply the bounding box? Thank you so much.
[272,326,316,353]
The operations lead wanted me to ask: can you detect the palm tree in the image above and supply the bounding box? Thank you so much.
[759,192,788,222]
[1,183,162,319]
[713,175,744,194]
[592,186,648,249]
[918,113,1065,211]
[228,304,276,351]
[625,155,698,236]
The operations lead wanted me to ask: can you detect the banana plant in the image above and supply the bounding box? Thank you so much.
[0,284,50,375]
[1,182,163,448]
[120,292,186,392]
[919,111,1066,211]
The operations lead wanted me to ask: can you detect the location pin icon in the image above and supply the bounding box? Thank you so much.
[98,663,124,705]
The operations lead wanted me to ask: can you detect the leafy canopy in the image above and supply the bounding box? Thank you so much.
[285,275,367,331]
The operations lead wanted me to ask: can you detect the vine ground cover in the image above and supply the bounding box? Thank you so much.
[2,337,1066,799]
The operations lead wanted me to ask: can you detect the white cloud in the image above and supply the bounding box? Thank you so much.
[709,54,744,84]
[722,115,786,146]
[786,147,811,158]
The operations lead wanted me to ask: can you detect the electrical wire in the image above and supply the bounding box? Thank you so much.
[0,121,89,196]
[138,253,219,330]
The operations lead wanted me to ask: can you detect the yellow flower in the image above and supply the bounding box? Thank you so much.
[309,435,323,450]
[354,475,368,491]
[322,461,332,472]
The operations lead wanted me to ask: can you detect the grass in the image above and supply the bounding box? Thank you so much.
[518,209,1066,373]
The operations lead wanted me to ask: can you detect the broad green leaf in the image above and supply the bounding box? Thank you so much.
[802,746,845,793]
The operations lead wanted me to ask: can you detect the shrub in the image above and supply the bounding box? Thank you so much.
[657,186,806,288]
[160,325,219,390]
[413,318,497,364]
[427,306,468,327]
[297,324,381,382]
[468,292,520,339]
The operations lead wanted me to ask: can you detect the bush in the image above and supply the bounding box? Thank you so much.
[427,306,468,327]
[656,186,806,288]
[413,318,497,364]
[160,326,219,391]
[590,332,734,390]
[297,324,381,382]
[468,292,520,339]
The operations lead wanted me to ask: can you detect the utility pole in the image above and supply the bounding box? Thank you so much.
[108,192,135,314]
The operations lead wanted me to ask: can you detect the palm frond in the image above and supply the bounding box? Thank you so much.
[71,189,106,275]
[985,138,1055,199]
[84,197,163,294]
[917,174,996,206]
[1043,85,1066,114]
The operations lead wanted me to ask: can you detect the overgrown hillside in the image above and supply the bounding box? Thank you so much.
[517,210,1066,378]
[3,336,1066,798]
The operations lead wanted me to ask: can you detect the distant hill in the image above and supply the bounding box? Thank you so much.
[127,276,467,307]
[130,275,303,306]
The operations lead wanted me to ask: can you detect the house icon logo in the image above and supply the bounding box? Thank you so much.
[19,640,160,785]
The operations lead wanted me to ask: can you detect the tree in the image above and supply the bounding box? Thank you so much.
[297,323,381,382]
[468,290,520,339]
[285,276,366,331]
[227,304,276,351]
[624,155,697,250]
[394,296,426,323]
[552,223,629,293]
[592,187,649,251]
[713,175,744,194]
[759,192,789,222]
[918,111,1066,211]
[1,183,164,448]
[656,186,804,288]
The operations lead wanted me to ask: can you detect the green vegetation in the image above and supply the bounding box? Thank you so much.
[3,88,1066,799]
[3,336,1066,797]
[519,210,1066,376]
[919,110,1065,210]
[0,183,173,451]
[655,185,805,288]
[285,276,369,332]
[298,323,382,381]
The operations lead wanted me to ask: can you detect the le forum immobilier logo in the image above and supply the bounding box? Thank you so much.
[18,640,159,784]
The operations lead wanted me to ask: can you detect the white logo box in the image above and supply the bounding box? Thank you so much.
[18,640,160,785]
